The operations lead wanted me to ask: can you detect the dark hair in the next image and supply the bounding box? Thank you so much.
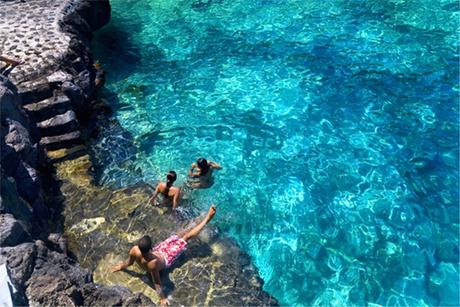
[164,171,177,195]
[138,235,152,255]
[197,158,209,175]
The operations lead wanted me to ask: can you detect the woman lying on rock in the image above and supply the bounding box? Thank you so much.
[187,157,222,188]
[111,205,216,307]
[149,171,181,210]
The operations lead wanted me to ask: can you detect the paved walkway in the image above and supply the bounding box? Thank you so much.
[0,0,72,84]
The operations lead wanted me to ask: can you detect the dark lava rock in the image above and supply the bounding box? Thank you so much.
[0,243,37,289]
[62,0,110,36]
[62,80,86,113]
[47,232,68,255]
[0,173,33,224]
[23,240,154,306]
[25,240,90,305]
[0,214,31,246]
[121,292,155,306]
[81,284,152,306]
[13,160,41,204]
[1,75,42,206]
[0,242,36,305]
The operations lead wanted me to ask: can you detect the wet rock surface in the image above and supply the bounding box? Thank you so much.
[57,155,277,305]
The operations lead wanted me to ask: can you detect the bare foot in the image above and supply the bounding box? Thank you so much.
[206,204,216,222]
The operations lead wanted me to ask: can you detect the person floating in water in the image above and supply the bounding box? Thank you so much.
[149,171,181,210]
[111,205,217,307]
[187,157,222,188]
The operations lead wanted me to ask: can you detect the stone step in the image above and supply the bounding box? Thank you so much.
[46,145,87,163]
[36,110,80,137]
[22,95,72,122]
[17,78,54,104]
[40,131,83,151]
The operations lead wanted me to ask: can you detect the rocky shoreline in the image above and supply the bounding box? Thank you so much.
[0,0,154,305]
[0,0,277,305]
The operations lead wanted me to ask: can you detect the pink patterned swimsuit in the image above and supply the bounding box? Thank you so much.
[152,235,187,268]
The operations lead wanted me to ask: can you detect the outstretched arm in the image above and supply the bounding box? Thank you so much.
[111,250,136,272]
[209,161,222,170]
[149,184,161,205]
[181,205,216,241]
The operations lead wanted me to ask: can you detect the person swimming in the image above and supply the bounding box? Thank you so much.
[187,157,222,188]
[149,171,181,210]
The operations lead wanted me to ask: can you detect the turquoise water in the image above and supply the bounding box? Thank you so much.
[92,0,459,305]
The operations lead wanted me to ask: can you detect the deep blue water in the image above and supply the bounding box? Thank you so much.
[92,0,459,305]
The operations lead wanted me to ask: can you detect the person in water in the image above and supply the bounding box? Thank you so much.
[111,205,216,307]
[188,158,222,188]
[149,171,181,210]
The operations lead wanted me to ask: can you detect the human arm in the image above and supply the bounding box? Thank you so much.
[209,161,222,170]
[111,249,136,272]
[188,163,201,178]
[149,184,160,205]
[151,266,169,306]
[172,188,181,210]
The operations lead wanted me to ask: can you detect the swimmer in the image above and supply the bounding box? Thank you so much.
[149,171,181,210]
[187,158,222,188]
[111,205,217,307]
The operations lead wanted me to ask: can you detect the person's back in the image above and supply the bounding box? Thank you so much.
[129,245,163,272]
[157,182,180,199]
[149,171,181,210]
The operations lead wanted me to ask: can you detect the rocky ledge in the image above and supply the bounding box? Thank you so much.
[0,0,277,305]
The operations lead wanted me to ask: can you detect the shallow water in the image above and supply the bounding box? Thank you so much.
[92,0,459,305]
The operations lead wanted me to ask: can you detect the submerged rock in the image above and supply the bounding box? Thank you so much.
[57,155,277,305]
[69,217,106,235]
[81,284,152,306]
[428,262,460,306]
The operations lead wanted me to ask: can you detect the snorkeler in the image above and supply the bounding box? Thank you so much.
[149,171,181,210]
[187,157,222,188]
[111,205,217,307]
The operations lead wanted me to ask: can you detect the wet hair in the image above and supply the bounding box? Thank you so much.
[164,171,177,195]
[197,158,209,175]
[138,235,152,255]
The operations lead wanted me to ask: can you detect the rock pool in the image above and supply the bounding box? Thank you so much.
[91,0,459,305]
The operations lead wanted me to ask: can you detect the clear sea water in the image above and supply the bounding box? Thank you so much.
[92,0,459,305]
